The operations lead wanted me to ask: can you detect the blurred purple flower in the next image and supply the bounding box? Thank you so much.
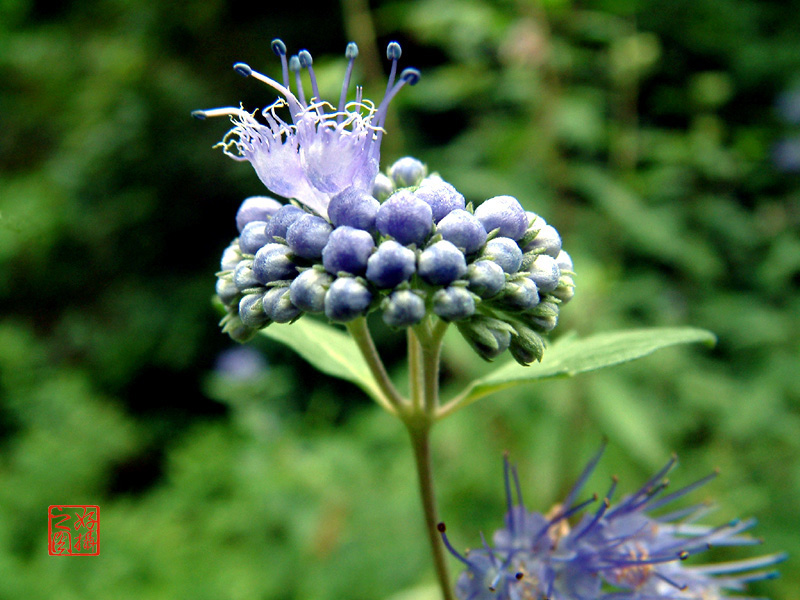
[440,447,785,600]
[214,346,268,381]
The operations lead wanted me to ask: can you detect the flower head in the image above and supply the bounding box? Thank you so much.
[193,39,420,218]
[440,447,786,600]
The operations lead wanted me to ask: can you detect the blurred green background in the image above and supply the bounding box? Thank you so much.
[1,0,798,597]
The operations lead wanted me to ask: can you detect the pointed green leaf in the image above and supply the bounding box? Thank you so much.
[448,327,715,410]
[261,319,384,403]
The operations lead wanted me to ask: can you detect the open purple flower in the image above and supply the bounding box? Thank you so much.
[193,40,419,219]
[440,446,785,600]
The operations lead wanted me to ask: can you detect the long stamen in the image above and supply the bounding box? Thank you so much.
[298,50,321,103]
[385,41,402,93]
[337,42,359,123]
[563,442,606,510]
[690,552,788,576]
[375,68,420,129]
[646,469,719,512]
[437,523,474,567]
[289,55,306,106]
[191,107,249,120]
[271,39,290,92]
[503,453,515,534]
[231,62,304,119]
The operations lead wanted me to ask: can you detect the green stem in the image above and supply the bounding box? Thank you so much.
[346,317,406,413]
[408,328,424,411]
[407,423,455,600]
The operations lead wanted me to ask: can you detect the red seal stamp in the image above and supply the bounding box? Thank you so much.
[48,505,99,556]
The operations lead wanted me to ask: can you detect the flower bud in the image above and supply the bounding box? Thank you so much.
[262,287,302,323]
[509,323,545,365]
[432,286,476,321]
[239,221,269,255]
[233,259,261,291]
[322,226,375,276]
[238,293,270,328]
[497,278,540,311]
[376,189,434,246]
[289,268,333,313]
[382,289,426,328]
[236,196,283,233]
[436,209,486,254]
[474,195,528,240]
[366,240,417,288]
[216,275,240,307]
[324,277,372,322]
[466,260,506,298]
[456,316,514,361]
[372,173,394,201]
[253,243,298,284]
[414,180,466,223]
[527,254,561,293]
[328,187,380,231]
[482,237,523,274]
[286,213,332,259]
[418,240,468,286]
[389,156,427,188]
[220,243,242,271]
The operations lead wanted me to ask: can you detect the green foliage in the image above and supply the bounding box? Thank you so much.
[1,0,798,597]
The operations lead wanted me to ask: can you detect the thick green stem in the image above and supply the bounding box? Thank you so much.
[346,317,406,413]
[407,423,455,600]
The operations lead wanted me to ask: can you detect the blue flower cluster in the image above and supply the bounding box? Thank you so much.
[201,40,573,364]
[440,449,785,600]
[215,159,575,364]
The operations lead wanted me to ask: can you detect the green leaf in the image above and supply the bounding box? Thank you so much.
[447,327,715,410]
[261,318,384,403]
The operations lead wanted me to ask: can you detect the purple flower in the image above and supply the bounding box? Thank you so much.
[441,447,785,600]
[194,39,419,219]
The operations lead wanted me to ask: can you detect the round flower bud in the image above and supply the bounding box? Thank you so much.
[528,254,561,293]
[220,244,242,271]
[265,205,305,242]
[238,293,269,328]
[289,269,333,313]
[436,209,486,254]
[233,259,261,290]
[526,211,547,229]
[414,180,466,223]
[366,240,417,288]
[324,277,372,322]
[467,260,506,298]
[418,240,468,286]
[389,156,427,188]
[498,278,540,311]
[253,243,298,284]
[216,276,240,306]
[551,276,575,304]
[527,301,559,332]
[236,196,283,233]
[474,195,528,240]
[555,250,573,273]
[483,237,523,274]
[328,187,380,231]
[239,221,269,255]
[382,290,426,328]
[523,224,562,257]
[262,287,302,323]
[286,214,332,259]
[376,189,433,246]
[372,173,394,201]
[433,286,475,321]
[322,226,375,275]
